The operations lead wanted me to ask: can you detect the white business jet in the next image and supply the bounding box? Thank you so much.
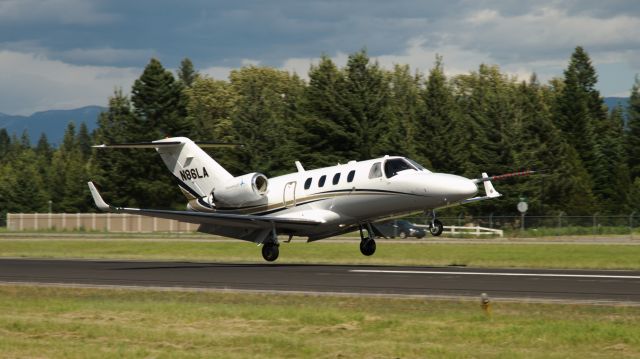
[88,137,517,261]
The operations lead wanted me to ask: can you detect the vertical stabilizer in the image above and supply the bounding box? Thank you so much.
[93,137,234,200]
[153,137,234,199]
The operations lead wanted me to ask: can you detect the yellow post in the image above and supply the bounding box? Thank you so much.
[481,293,492,317]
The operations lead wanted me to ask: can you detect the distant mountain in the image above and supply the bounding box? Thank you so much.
[604,97,629,111]
[0,106,104,146]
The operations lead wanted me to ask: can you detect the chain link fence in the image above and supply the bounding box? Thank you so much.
[406,213,640,236]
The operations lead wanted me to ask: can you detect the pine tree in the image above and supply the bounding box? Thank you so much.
[511,77,596,215]
[595,106,631,213]
[92,88,185,208]
[77,122,92,159]
[131,58,191,138]
[184,76,236,142]
[301,56,356,167]
[35,133,52,162]
[178,58,198,87]
[228,66,306,175]
[343,50,392,160]
[0,148,48,214]
[388,64,424,165]
[419,56,463,172]
[0,129,10,161]
[452,65,509,179]
[627,75,640,180]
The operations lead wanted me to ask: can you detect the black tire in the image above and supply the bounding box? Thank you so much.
[429,219,444,237]
[261,243,279,262]
[398,231,407,239]
[359,239,376,256]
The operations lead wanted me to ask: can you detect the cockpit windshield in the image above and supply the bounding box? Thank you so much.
[384,158,431,178]
[406,158,430,172]
[384,158,412,178]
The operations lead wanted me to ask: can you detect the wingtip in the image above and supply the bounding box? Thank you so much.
[87,181,111,211]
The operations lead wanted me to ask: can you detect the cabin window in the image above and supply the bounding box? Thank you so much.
[347,170,356,182]
[332,173,340,185]
[384,158,414,178]
[318,175,327,187]
[304,177,312,190]
[368,162,382,179]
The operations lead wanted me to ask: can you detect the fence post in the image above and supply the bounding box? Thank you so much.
[592,212,599,235]
[457,212,464,227]
[489,213,494,229]
[631,211,636,239]
[557,212,564,228]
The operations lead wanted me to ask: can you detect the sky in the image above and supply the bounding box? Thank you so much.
[1,0,639,115]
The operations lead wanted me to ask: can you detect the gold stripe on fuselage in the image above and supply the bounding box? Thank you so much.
[211,190,419,216]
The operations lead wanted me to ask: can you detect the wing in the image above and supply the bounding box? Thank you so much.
[88,182,322,239]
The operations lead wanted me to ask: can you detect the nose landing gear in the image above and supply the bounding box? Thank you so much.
[429,219,444,236]
[428,210,444,237]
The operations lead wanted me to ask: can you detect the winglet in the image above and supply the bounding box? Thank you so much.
[87,182,111,211]
[482,172,501,198]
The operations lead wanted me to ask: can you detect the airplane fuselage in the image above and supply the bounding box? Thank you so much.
[188,156,478,240]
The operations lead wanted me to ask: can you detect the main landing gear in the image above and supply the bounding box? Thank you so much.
[261,242,279,262]
[261,225,280,262]
[358,224,376,256]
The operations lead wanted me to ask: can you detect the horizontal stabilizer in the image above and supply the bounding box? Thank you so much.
[93,141,243,149]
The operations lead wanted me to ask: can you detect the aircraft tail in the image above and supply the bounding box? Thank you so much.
[93,137,235,201]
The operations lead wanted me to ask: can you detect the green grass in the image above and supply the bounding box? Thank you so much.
[1,238,640,269]
[0,285,638,358]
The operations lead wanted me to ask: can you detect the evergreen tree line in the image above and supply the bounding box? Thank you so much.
[2,47,640,218]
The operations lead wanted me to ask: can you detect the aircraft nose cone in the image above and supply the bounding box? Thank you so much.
[426,174,477,201]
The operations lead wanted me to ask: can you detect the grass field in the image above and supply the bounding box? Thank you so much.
[1,237,640,269]
[1,285,639,358]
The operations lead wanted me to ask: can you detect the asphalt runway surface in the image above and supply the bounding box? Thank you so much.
[1,258,639,304]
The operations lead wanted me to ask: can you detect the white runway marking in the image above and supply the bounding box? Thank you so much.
[349,270,640,279]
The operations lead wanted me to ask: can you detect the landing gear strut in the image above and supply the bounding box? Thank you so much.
[358,224,376,256]
[429,211,444,236]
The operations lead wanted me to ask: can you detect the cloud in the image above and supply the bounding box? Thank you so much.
[0,0,117,25]
[1,0,639,114]
[0,50,138,115]
[454,7,640,64]
[57,47,157,65]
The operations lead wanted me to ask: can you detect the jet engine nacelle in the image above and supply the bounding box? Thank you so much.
[215,172,269,205]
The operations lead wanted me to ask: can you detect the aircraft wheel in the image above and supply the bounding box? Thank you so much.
[429,219,444,237]
[262,243,280,262]
[359,239,376,256]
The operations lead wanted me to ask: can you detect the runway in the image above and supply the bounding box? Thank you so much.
[1,258,639,304]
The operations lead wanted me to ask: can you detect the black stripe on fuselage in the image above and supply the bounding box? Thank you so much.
[173,175,202,199]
